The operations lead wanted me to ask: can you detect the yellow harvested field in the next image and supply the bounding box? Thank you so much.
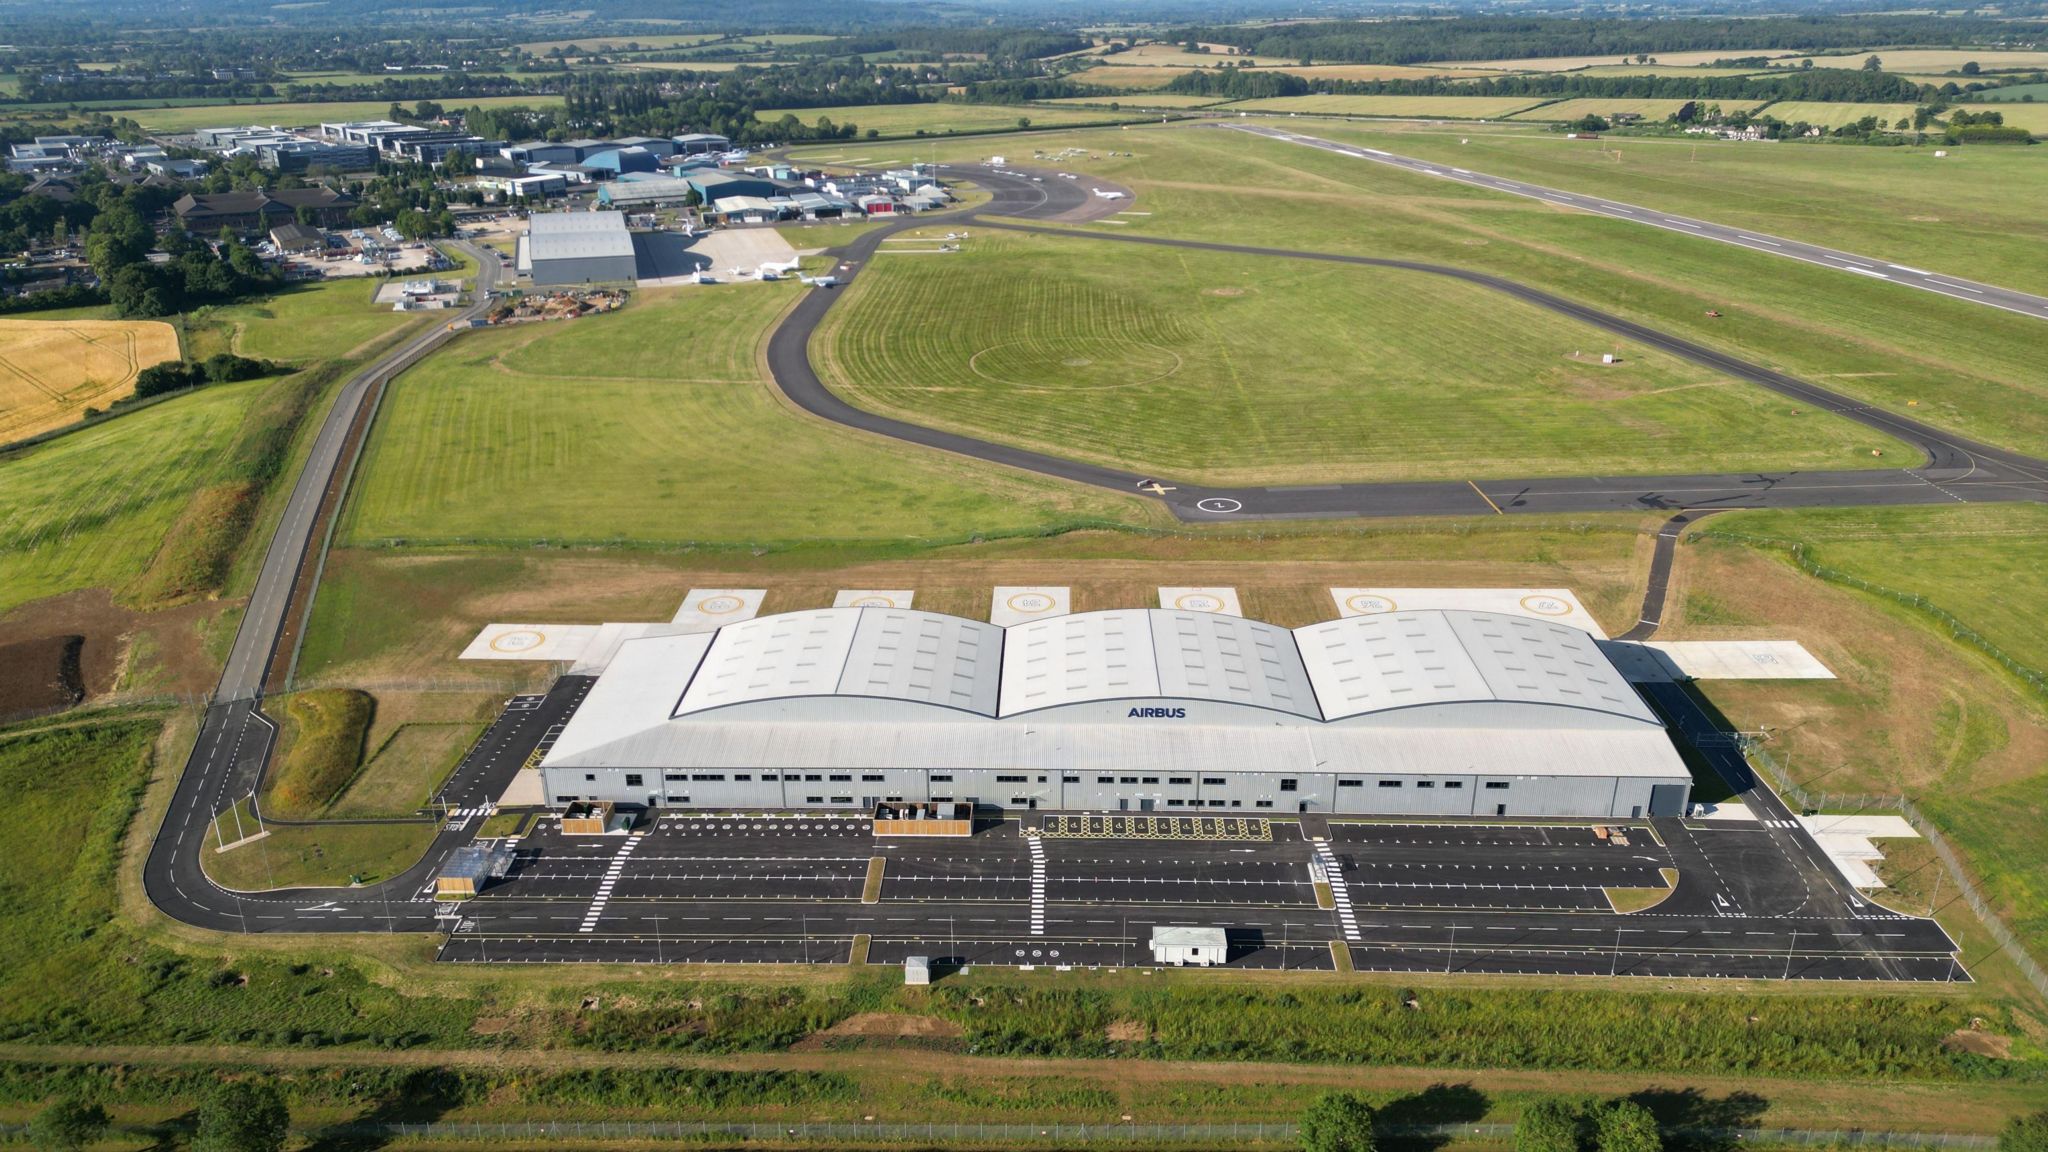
[1799,49,2048,72]
[135,95,560,132]
[516,32,723,53]
[1273,63,1500,82]
[1070,65,1204,90]
[1978,103,2048,132]
[1570,64,1775,78]
[0,319,181,441]
[1445,49,1804,70]
[1758,101,1919,128]
[1111,41,1299,67]
[1223,94,1548,119]
[1038,93,1227,108]
[1511,97,1766,121]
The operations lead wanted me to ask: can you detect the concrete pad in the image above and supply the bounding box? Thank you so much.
[1799,813,1918,839]
[836,589,915,609]
[1330,587,1606,638]
[1815,833,1886,861]
[633,228,802,287]
[1692,800,1758,822]
[460,623,600,662]
[1159,587,1241,616]
[673,588,764,629]
[1648,641,1834,680]
[1833,855,1885,889]
[991,586,1070,627]
[496,769,545,808]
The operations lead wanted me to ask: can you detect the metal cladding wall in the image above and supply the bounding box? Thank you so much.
[546,766,1685,819]
[529,252,636,286]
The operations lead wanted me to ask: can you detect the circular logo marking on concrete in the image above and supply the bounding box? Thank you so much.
[1519,594,1574,617]
[1006,592,1055,614]
[1174,593,1227,613]
[697,595,746,615]
[488,629,548,653]
[1195,497,1243,514]
[846,595,901,608]
[1344,594,1399,615]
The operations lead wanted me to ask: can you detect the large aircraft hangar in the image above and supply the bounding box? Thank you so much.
[538,607,1693,819]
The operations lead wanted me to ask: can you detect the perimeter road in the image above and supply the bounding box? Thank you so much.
[1218,122,2048,323]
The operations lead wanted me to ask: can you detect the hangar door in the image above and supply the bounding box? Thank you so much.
[1649,784,1688,817]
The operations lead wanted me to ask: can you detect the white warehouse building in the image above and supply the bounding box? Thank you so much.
[517,210,635,285]
[538,607,1693,819]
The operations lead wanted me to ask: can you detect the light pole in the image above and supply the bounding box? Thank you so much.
[649,915,666,964]
[1445,924,1458,975]
[1783,928,1799,981]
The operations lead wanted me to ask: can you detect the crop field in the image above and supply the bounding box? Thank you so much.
[1038,94,1227,108]
[340,284,1149,548]
[753,102,1151,136]
[1511,97,1767,121]
[0,378,266,612]
[1972,102,2048,132]
[0,318,180,442]
[1755,101,1919,128]
[816,230,1896,486]
[1274,63,1502,82]
[516,32,724,53]
[133,95,563,133]
[1569,64,1776,78]
[1974,82,2048,102]
[1445,49,1805,70]
[1798,49,2048,72]
[1222,94,1546,119]
[1069,65,1205,90]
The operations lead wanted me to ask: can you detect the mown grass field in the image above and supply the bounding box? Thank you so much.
[868,124,2048,463]
[1972,102,2048,132]
[1223,94,1546,119]
[198,275,428,365]
[1067,65,1205,90]
[1038,93,1226,108]
[204,797,435,890]
[516,31,723,53]
[1797,49,2048,72]
[1510,97,1767,121]
[1754,101,1919,128]
[339,284,1151,548]
[0,318,180,442]
[818,230,1897,485]
[0,379,268,613]
[133,95,562,132]
[754,102,1151,136]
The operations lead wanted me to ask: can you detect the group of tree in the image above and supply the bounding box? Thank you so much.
[30,1080,289,1152]
[134,352,277,401]
[1515,1097,1662,1152]
[1161,66,1929,107]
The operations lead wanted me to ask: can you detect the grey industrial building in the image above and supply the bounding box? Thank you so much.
[539,607,1693,819]
[517,211,636,285]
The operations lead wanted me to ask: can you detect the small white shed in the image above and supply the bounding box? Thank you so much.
[904,956,931,985]
[1150,926,1228,967]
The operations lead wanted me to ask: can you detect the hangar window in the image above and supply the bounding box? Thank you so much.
[886,796,904,802]
[1009,797,1030,805]
[665,773,688,782]
[1203,777,1226,786]
[862,774,885,782]
[1169,776,1192,785]
[625,774,643,787]
[1279,779,1298,792]
[1254,800,1274,808]
[584,773,596,782]
[735,774,752,782]
[1378,780,1402,789]
[1228,800,1241,808]
[1167,799,1186,807]
[554,795,579,804]
[668,795,690,804]
[932,795,953,802]
[1444,781,1465,789]
[931,774,954,782]
[1484,782,1510,790]
[1119,776,1138,784]
[1209,800,1227,808]
[1098,776,1116,784]
[1038,775,1048,783]
[804,774,822,781]
[832,796,853,804]
[996,775,1027,783]
[1337,779,1362,788]
[761,773,779,781]
[1062,775,1080,784]
[806,796,824,803]
[1416,781,1436,789]
[1141,776,1159,784]
[829,774,852,782]
[691,773,725,781]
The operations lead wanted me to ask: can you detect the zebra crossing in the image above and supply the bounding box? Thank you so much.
[1027,836,1047,935]
[443,806,490,831]
[578,837,642,933]
[1762,819,1798,829]
[1312,841,1361,942]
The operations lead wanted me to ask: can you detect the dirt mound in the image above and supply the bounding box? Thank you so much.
[791,1013,962,1051]
[1943,1026,2012,1059]
[1106,1019,1151,1043]
[0,634,85,717]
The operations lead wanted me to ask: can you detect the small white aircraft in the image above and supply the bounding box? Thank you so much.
[759,258,800,274]
[798,273,839,288]
[1093,189,1126,200]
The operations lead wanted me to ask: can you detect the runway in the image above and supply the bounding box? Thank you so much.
[1219,121,2048,323]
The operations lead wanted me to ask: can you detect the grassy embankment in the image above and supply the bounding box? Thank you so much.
[259,689,374,819]
[815,227,1901,486]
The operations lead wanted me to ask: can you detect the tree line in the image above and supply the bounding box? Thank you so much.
[1162,65,1935,104]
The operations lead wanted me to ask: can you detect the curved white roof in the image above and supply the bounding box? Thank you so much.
[1000,609,1319,719]
[675,607,1002,718]
[1294,611,1652,724]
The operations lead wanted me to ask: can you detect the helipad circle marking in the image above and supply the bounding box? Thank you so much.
[1173,593,1226,613]
[696,595,746,615]
[1518,594,1574,617]
[1005,592,1055,614]
[1344,594,1399,615]
[488,629,548,653]
[1195,497,1243,514]
[846,596,900,608]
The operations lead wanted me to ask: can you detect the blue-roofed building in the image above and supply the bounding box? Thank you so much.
[584,146,659,176]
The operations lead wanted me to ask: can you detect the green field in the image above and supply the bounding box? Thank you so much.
[133,95,562,133]
[841,124,2048,462]
[1754,101,1919,128]
[755,102,1153,136]
[202,276,430,365]
[339,284,1150,548]
[1223,94,1546,119]
[1970,102,2048,132]
[1510,97,1767,121]
[818,230,1899,485]
[0,379,267,612]
[1037,94,1227,108]
[1974,82,2048,102]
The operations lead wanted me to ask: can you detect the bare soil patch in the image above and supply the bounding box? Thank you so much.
[1204,287,1247,297]
[791,1013,963,1051]
[0,588,230,709]
[1107,1019,1152,1042]
[1943,1025,2013,1059]
[0,634,84,716]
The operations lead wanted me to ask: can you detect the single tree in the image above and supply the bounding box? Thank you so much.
[2001,1110,2048,1152]
[1300,1091,1378,1152]
[192,1080,290,1152]
[1594,1100,1661,1152]
[28,1097,110,1152]
[1863,55,1884,72]
[1516,1098,1584,1152]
